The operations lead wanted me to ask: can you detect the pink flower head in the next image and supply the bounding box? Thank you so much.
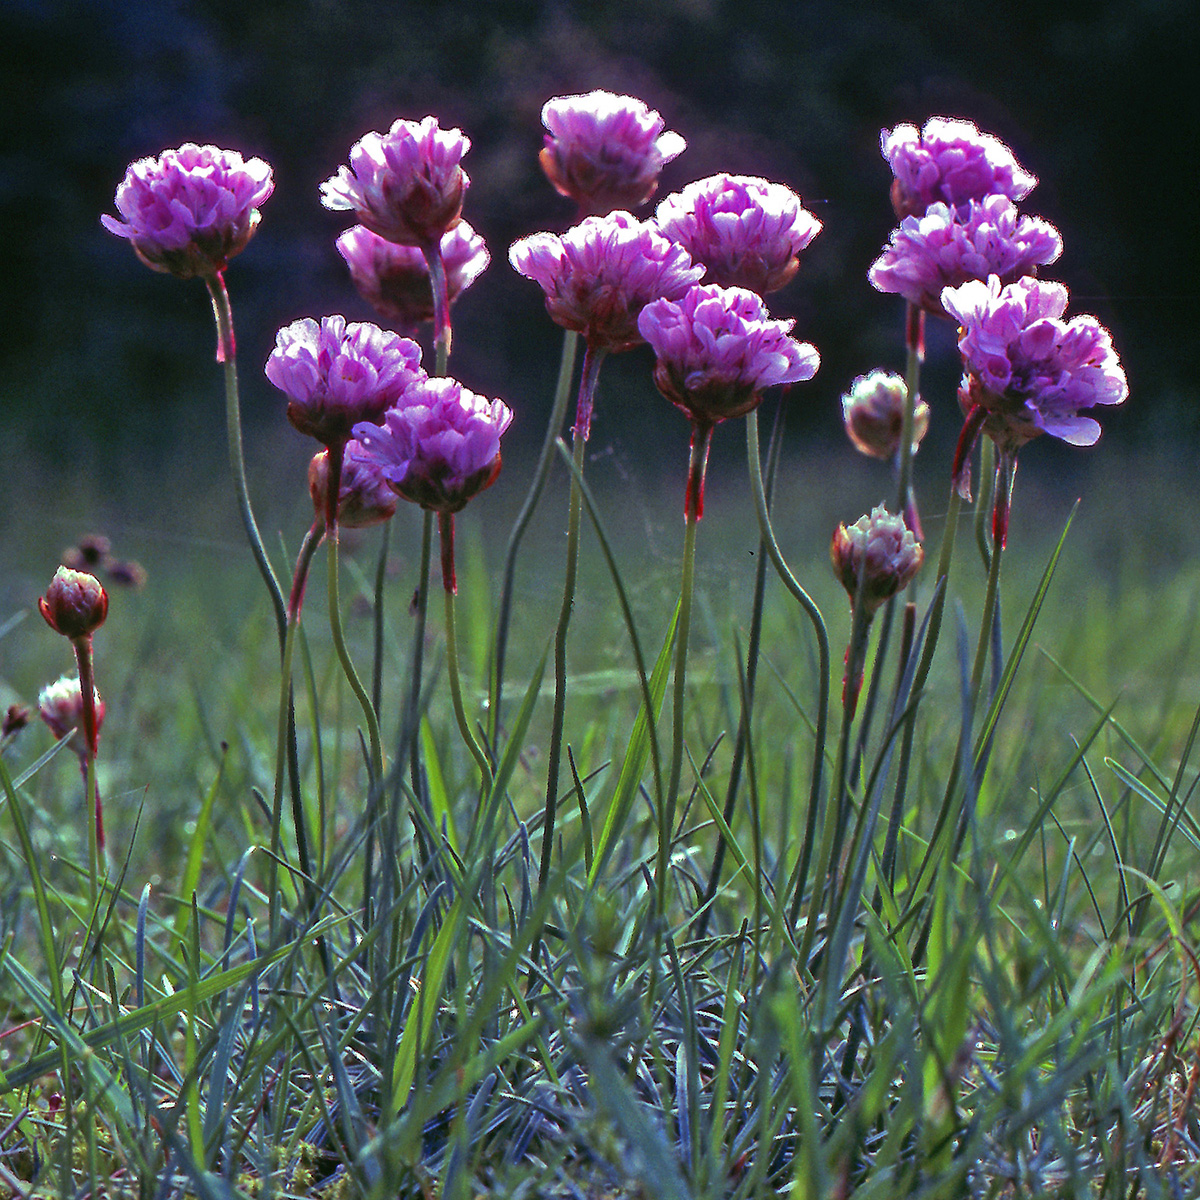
[942,275,1128,456]
[868,195,1062,317]
[39,567,108,641]
[308,440,398,530]
[841,370,929,460]
[321,116,471,248]
[353,377,513,514]
[265,316,426,449]
[509,211,704,352]
[655,174,822,295]
[335,221,490,333]
[831,504,924,617]
[882,117,1037,220]
[539,90,686,215]
[638,283,820,427]
[102,143,274,279]
[38,675,105,758]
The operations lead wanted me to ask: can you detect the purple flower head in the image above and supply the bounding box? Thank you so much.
[265,316,427,449]
[942,275,1128,455]
[321,116,470,248]
[336,221,490,333]
[102,143,274,279]
[540,90,686,216]
[353,377,514,514]
[841,370,929,460]
[38,675,105,760]
[655,174,822,295]
[510,211,704,352]
[638,283,820,427]
[308,440,398,530]
[868,195,1062,317]
[882,117,1037,220]
[39,567,108,641]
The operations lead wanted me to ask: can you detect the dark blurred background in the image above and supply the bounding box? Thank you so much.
[2,0,1197,553]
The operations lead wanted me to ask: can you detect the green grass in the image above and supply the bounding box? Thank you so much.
[2,426,1200,1200]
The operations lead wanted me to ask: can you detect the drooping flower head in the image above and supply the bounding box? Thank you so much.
[942,275,1128,458]
[655,174,822,295]
[336,221,490,332]
[841,370,929,460]
[321,116,470,248]
[38,675,105,760]
[308,440,398,530]
[102,143,274,279]
[265,316,426,449]
[869,195,1062,317]
[39,567,108,641]
[539,90,686,216]
[510,211,704,352]
[638,283,820,428]
[882,117,1037,220]
[831,505,924,618]
[353,376,513,515]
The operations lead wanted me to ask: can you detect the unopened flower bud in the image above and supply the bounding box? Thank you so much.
[841,370,929,459]
[38,567,109,640]
[309,442,398,529]
[2,704,30,738]
[831,505,924,616]
[37,676,105,758]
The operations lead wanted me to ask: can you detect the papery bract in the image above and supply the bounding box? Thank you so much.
[655,174,821,294]
[540,90,686,215]
[102,143,274,279]
[638,283,819,427]
[39,568,108,641]
[321,116,470,248]
[509,212,704,352]
[941,275,1128,455]
[309,441,398,530]
[831,505,924,617]
[336,222,490,332]
[353,377,513,514]
[882,117,1037,220]
[869,195,1061,316]
[841,370,929,460]
[265,316,426,448]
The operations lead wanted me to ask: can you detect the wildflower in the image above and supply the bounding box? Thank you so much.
[831,505,924,618]
[638,284,820,428]
[265,316,426,449]
[539,90,686,215]
[2,705,29,739]
[942,275,1128,461]
[869,195,1061,316]
[353,376,513,515]
[336,221,489,332]
[841,370,929,460]
[882,117,1037,220]
[321,116,470,248]
[38,675,105,759]
[655,174,822,295]
[510,212,704,353]
[308,440,398,530]
[39,567,108,641]
[102,143,273,279]
[105,560,148,588]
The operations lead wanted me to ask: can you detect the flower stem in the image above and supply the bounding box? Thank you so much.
[205,272,287,649]
[491,330,579,741]
[895,303,925,535]
[72,637,101,911]
[539,345,605,895]
[424,243,451,376]
[407,511,434,795]
[439,513,493,793]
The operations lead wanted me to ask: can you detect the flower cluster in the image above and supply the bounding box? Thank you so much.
[841,370,929,460]
[510,212,704,352]
[539,90,686,215]
[39,567,108,641]
[321,116,470,248]
[638,284,819,428]
[265,316,426,448]
[655,174,822,295]
[831,505,925,617]
[102,143,274,279]
[336,222,490,331]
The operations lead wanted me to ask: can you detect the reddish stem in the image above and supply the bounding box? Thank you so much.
[905,302,925,362]
[205,270,235,363]
[572,344,608,442]
[438,511,457,594]
[951,404,988,501]
[684,422,714,523]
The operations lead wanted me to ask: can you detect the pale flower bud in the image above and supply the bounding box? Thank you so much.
[831,505,924,616]
[841,370,929,459]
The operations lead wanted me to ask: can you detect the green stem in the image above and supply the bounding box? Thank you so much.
[492,329,579,740]
[205,272,287,649]
[73,638,100,913]
[895,303,925,532]
[269,611,300,940]
[407,511,434,796]
[372,520,391,720]
[424,242,451,377]
[440,513,493,793]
